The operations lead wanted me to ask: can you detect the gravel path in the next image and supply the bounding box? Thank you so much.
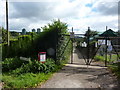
[38,46,119,88]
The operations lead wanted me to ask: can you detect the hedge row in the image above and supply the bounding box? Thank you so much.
[2,20,72,65]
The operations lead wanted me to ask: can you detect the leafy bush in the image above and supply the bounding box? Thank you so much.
[2,57,27,72]
[2,58,63,88]
[12,58,57,75]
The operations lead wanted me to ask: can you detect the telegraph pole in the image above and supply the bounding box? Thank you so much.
[6,0,9,46]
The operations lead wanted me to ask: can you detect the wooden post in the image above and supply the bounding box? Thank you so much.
[6,0,9,46]
[105,26,108,66]
[87,27,90,65]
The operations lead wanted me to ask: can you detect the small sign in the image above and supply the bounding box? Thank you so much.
[70,32,74,38]
[38,52,46,63]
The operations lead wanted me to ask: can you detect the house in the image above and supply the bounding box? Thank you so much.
[96,29,120,53]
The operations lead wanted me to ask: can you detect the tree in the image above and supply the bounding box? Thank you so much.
[84,29,99,43]
[2,27,9,43]
[84,30,98,38]
[41,19,69,63]
[42,19,68,33]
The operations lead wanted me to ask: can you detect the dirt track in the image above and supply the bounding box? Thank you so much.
[38,46,119,89]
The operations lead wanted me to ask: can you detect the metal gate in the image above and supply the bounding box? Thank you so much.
[68,27,120,66]
[56,26,120,66]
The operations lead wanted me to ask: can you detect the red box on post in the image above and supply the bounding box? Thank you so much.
[38,52,46,63]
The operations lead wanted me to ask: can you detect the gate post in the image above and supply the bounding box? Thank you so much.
[86,27,90,65]
[105,26,108,67]
[71,27,74,64]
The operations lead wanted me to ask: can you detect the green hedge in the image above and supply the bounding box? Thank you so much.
[2,35,33,59]
[2,20,71,65]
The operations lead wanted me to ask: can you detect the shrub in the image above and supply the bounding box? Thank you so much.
[2,57,27,72]
[12,58,57,75]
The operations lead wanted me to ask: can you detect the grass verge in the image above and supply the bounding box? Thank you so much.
[108,63,120,78]
[94,55,120,78]
[94,54,119,62]
[2,72,52,88]
[2,62,63,88]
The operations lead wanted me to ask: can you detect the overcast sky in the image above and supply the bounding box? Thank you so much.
[0,0,119,33]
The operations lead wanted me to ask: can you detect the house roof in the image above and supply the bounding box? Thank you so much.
[99,29,118,37]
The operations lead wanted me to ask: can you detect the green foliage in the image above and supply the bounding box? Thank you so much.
[2,57,63,88]
[59,37,72,64]
[2,27,9,43]
[32,30,56,59]
[2,72,52,88]
[108,62,120,78]
[2,35,33,59]
[95,55,120,78]
[18,35,32,57]
[2,20,72,88]
[10,31,19,40]
[94,55,119,62]
[42,19,67,33]
[3,19,71,65]
[94,55,104,61]
[33,19,70,63]
[43,19,70,63]
[84,30,98,37]
[12,58,57,75]
[10,31,19,37]
[84,30,98,46]
[2,57,27,72]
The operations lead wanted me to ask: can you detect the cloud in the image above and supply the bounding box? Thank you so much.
[92,2,118,16]
[9,2,56,20]
[0,0,6,27]
[9,18,30,31]
[1,0,119,33]
[9,0,93,20]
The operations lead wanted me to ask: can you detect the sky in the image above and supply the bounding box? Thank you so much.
[0,0,119,34]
